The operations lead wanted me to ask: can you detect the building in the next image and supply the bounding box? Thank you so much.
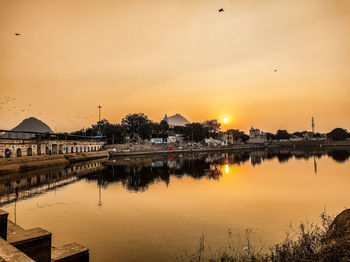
[163,114,190,127]
[248,127,267,144]
[150,138,164,144]
[1,117,53,139]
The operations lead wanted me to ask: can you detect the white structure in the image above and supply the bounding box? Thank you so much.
[248,127,267,144]
[151,138,164,144]
[167,134,183,143]
[163,114,190,127]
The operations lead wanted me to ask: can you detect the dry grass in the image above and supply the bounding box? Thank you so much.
[177,210,350,262]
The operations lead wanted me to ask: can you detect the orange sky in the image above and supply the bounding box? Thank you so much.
[1,0,349,133]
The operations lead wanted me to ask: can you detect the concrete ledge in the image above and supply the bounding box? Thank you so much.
[0,211,8,241]
[0,238,34,262]
[0,151,109,174]
[8,227,52,262]
[65,151,109,163]
[7,221,24,235]
[52,243,89,262]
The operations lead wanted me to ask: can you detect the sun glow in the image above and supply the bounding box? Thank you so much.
[222,118,228,124]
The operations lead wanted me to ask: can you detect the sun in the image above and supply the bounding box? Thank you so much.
[222,117,228,124]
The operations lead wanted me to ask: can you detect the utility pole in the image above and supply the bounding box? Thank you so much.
[312,117,315,133]
[98,105,102,136]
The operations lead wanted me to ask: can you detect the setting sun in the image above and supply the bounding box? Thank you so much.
[222,118,228,124]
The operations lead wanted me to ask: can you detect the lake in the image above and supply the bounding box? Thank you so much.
[0,148,349,261]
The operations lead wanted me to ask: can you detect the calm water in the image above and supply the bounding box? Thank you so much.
[1,148,350,261]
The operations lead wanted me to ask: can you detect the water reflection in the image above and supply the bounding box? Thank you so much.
[0,148,349,202]
[0,160,105,205]
[86,148,350,192]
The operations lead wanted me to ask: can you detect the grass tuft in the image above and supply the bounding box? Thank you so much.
[177,209,350,262]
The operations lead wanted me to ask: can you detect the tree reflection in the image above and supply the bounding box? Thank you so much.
[327,149,350,163]
[84,148,350,192]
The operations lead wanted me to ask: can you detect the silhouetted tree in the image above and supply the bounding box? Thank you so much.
[121,113,150,139]
[159,120,169,133]
[138,123,153,140]
[276,130,291,140]
[226,129,249,142]
[203,120,221,138]
[327,128,349,141]
[184,123,209,142]
[265,132,276,140]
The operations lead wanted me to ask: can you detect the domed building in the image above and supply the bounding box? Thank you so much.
[1,117,53,139]
[163,114,190,127]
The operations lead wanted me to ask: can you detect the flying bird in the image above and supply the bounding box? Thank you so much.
[14,33,21,36]
[218,8,224,12]
[274,68,278,72]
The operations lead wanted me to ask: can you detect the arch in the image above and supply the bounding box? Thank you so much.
[16,148,22,157]
[87,146,90,152]
[27,147,33,156]
[45,146,51,155]
[94,146,97,151]
[52,144,58,154]
[37,145,41,155]
[84,147,86,152]
[71,147,74,153]
[59,145,63,154]
[80,147,82,152]
[5,149,11,158]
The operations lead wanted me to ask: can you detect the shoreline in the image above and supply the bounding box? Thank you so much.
[107,140,350,157]
[0,151,109,174]
[0,140,349,174]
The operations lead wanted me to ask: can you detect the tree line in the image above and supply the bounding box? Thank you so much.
[70,113,349,144]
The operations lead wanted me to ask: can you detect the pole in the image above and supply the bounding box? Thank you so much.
[98,105,102,136]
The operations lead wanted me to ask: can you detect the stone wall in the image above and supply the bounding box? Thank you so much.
[0,139,105,158]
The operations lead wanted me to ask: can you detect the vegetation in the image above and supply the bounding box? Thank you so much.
[70,113,349,144]
[226,129,250,143]
[276,130,291,140]
[327,128,349,141]
[177,210,350,262]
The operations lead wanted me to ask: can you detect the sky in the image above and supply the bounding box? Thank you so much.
[1,0,349,133]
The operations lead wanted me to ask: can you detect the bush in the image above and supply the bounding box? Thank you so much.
[177,210,350,262]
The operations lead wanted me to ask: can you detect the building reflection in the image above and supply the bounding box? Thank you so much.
[0,160,105,205]
[85,147,350,192]
[0,148,349,201]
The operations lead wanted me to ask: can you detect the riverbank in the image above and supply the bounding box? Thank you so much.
[1,140,349,173]
[0,151,109,174]
[107,144,267,157]
[179,209,350,262]
[107,140,350,157]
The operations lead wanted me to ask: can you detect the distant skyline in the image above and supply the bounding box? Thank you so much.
[1,0,350,133]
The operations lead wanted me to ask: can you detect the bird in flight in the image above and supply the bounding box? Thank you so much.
[274,68,278,72]
[14,33,21,36]
[218,8,224,12]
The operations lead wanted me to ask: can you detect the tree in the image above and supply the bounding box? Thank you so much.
[121,113,150,138]
[184,123,209,142]
[327,128,349,141]
[276,130,291,140]
[265,132,276,140]
[72,119,126,144]
[109,124,127,144]
[226,129,249,142]
[203,120,221,138]
[173,125,187,135]
[159,120,169,134]
[138,123,153,140]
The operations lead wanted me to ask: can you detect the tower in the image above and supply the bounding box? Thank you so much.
[312,117,315,133]
[97,105,102,136]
